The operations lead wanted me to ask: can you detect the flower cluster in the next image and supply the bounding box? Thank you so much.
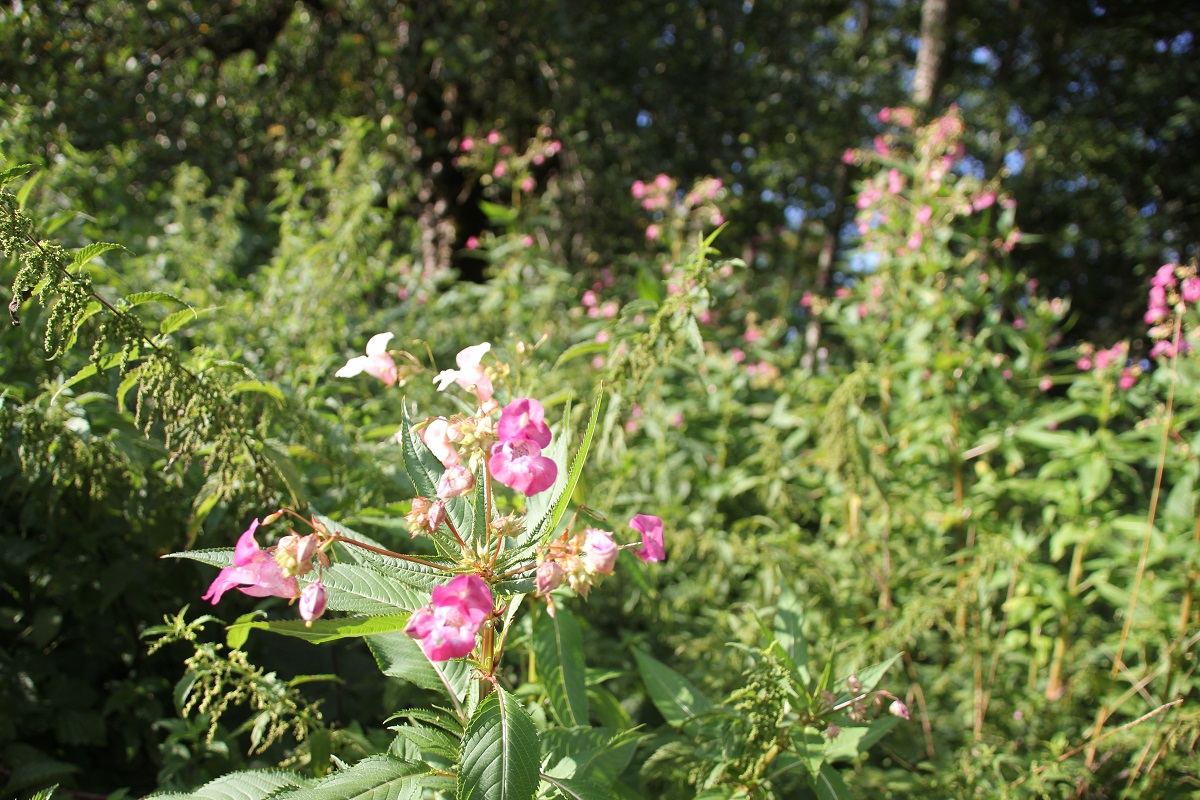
[632,173,726,242]
[1076,340,1138,390]
[1146,262,1199,359]
[455,126,562,197]
[201,337,665,665]
[202,517,329,624]
[535,514,665,608]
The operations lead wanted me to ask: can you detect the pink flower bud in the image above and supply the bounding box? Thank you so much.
[536,560,565,595]
[889,699,910,720]
[299,581,327,623]
[583,529,619,574]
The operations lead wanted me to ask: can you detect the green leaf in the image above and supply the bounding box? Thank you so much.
[228,614,412,645]
[532,606,590,727]
[539,774,611,800]
[773,581,810,684]
[388,723,460,762]
[368,632,475,712]
[633,649,713,733]
[458,688,541,800]
[813,764,851,800]
[272,755,430,799]
[317,563,429,615]
[50,352,126,403]
[159,306,200,337]
[479,200,519,226]
[72,242,125,268]
[229,380,286,405]
[791,726,826,780]
[0,162,35,188]
[553,341,609,370]
[122,289,186,308]
[143,768,310,799]
[528,387,604,547]
[835,652,903,701]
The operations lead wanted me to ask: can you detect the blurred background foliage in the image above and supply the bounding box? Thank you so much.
[2,0,1199,797]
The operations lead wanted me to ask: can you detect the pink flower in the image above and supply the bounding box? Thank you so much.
[889,699,910,720]
[405,575,494,661]
[335,333,398,385]
[630,514,665,563]
[422,417,460,467]
[915,205,933,225]
[521,177,535,193]
[654,173,672,191]
[486,129,501,144]
[493,162,508,178]
[631,180,647,199]
[436,465,475,499]
[490,440,557,495]
[498,398,552,448]
[1184,277,1200,304]
[202,520,300,605]
[299,581,327,623]
[1038,375,1053,392]
[460,137,475,152]
[887,168,903,194]
[583,529,618,574]
[729,348,746,364]
[972,192,996,212]
[465,236,480,250]
[800,291,814,309]
[433,342,494,405]
[1076,356,1093,371]
[1119,368,1136,390]
[1152,263,1178,289]
[646,224,661,241]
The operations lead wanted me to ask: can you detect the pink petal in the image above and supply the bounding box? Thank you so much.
[497,398,552,447]
[630,514,665,563]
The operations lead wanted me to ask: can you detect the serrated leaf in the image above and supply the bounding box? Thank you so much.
[142,768,310,799]
[122,289,186,308]
[388,724,460,761]
[633,649,713,733]
[272,755,429,800]
[0,162,35,188]
[228,614,412,644]
[318,562,428,615]
[159,306,200,336]
[532,606,589,727]
[72,242,124,268]
[792,726,826,779]
[458,688,540,800]
[526,388,604,549]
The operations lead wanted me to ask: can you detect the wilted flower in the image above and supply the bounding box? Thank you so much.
[406,497,446,536]
[202,520,300,605]
[335,332,398,385]
[436,465,475,499]
[405,575,494,661]
[536,560,566,595]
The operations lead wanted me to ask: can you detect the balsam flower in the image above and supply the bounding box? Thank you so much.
[436,465,475,499]
[630,514,665,563]
[433,342,494,406]
[489,398,558,496]
[202,520,300,604]
[421,417,461,467]
[405,575,494,661]
[335,332,398,385]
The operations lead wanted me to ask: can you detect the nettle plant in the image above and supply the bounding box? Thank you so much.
[163,338,665,799]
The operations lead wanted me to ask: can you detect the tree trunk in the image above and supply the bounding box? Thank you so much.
[912,0,951,108]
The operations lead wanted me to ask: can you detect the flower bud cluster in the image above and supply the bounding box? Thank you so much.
[535,515,665,606]
[1146,262,1199,359]
[632,173,726,242]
